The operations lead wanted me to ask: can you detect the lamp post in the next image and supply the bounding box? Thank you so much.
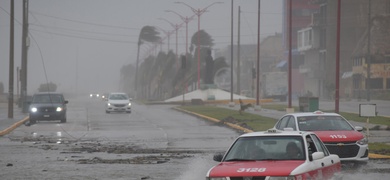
[165,10,195,74]
[175,1,223,89]
[158,18,181,70]
[155,26,173,52]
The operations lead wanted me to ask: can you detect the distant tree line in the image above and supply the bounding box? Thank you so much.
[120,27,228,100]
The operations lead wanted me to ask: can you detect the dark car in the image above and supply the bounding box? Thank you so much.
[28,92,69,124]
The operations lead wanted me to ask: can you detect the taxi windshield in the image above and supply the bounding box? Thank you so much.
[297,116,354,131]
[224,136,305,161]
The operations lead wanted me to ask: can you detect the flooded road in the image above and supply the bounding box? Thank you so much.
[1,97,389,179]
[1,97,237,179]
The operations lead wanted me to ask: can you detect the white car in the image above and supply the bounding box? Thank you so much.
[274,111,369,166]
[89,93,100,98]
[105,92,131,114]
[206,129,342,180]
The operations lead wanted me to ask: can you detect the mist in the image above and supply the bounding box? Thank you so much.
[0,0,283,96]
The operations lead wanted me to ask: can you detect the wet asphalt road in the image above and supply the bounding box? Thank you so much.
[0,97,238,179]
[1,97,390,179]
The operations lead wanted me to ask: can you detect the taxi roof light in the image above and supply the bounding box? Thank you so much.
[267,128,282,133]
[313,110,324,114]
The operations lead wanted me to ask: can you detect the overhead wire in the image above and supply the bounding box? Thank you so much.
[30,11,140,31]
[1,5,91,141]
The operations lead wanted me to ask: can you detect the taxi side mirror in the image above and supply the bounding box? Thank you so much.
[355,126,363,132]
[213,153,224,162]
[310,152,324,161]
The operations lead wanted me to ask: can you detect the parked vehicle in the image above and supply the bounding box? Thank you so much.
[274,110,369,166]
[28,92,68,124]
[206,129,342,180]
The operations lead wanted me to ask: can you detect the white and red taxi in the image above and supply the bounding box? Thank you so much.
[273,111,369,165]
[206,129,342,180]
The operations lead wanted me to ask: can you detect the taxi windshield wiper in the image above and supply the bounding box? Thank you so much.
[225,158,255,162]
[259,158,280,161]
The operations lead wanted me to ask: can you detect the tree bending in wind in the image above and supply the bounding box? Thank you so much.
[135,26,161,96]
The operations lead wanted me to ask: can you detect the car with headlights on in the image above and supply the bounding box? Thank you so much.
[28,92,68,124]
[89,93,100,98]
[105,92,131,113]
[274,110,368,166]
[206,129,342,180]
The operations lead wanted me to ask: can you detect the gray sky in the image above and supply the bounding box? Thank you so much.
[0,0,283,95]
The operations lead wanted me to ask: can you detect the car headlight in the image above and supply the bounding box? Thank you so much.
[107,103,111,106]
[31,107,37,112]
[56,107,63,112]
[357,137,368,145]
[128,103,131,106]
[207,178,227,180]
[268,177,296,180]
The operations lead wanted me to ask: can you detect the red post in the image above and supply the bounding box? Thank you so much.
[335,0,341,113]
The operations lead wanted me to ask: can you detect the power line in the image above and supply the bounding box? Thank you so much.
[30,28,137,44]
[29,23,139,38]
[30,11,140,31]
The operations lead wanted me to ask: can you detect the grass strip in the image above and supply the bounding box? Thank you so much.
[179,104,390,155]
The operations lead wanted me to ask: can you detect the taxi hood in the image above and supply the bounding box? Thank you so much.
[313,130,364,142]
[208,161,304,177]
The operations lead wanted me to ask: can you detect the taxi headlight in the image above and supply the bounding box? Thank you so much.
[357,137,368,145]
[207,178,227,180]
[31,107,37,112]
[56,107,63,112]
[268,177,295,180]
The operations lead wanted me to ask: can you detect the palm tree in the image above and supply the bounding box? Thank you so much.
[135,26,161,97]
[189,30,214,54]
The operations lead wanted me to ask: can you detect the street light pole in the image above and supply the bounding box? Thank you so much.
[155,26,173,52]
[175,1,223,89]
[158,18,181,70]
[165,10,195,70]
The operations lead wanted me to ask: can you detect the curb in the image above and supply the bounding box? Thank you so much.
[173,107,253,133]
[0,116,29,136]
[172,106,390,159]
[369,153,390,159]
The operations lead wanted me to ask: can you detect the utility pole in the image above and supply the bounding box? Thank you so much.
[21,0,29,112]
[237,6,241,95]
[230,0,234,102]
[256,0,261,105]
[288,0,292,108]
[8,0,14,118]
[335,0,341,113]
[366,0,371,101]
